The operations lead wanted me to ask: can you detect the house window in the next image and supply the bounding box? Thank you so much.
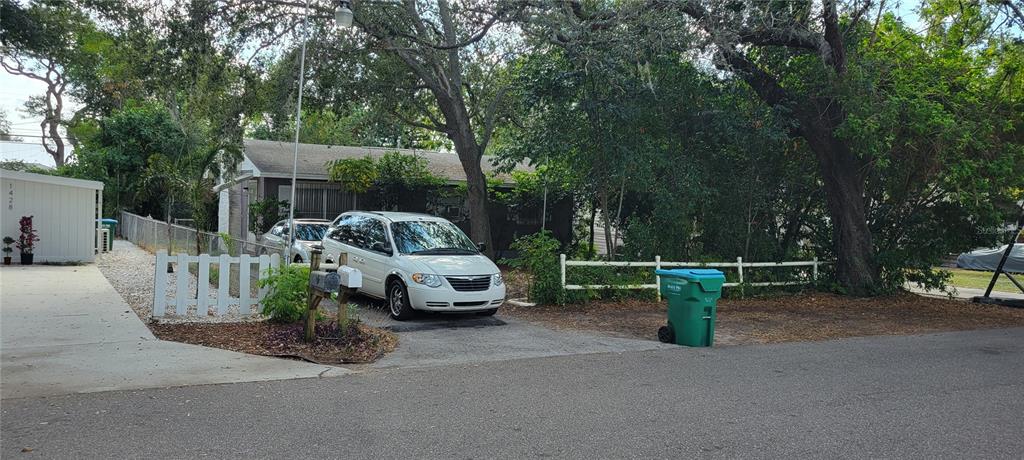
[277,182,350,219]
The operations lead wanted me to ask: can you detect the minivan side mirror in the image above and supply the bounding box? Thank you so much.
[476,242,486,253]
[370,241,392,255]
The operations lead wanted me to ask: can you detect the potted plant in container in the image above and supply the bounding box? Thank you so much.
[2,237,13,265]
[16,216,40,265]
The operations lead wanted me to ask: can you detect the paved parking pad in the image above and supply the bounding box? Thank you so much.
[352,303,674,369]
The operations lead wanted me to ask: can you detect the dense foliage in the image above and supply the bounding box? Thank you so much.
[327,151,447,210]
[503,231,569,305]
[2,0,1021,295]
[248,198,289,235]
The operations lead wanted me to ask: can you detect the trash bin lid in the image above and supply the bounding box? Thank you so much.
[99,218,118,224]
[655,268,725,280]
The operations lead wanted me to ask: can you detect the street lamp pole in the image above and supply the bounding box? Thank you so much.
[285,0,353,263]
[284,0,310,264]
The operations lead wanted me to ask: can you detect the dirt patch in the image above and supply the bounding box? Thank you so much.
[150,319,398,364]
[503,292,1024,345]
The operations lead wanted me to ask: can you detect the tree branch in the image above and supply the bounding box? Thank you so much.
[389,109,448,133]
[1000,0,1024,28]
[822,0,847,74]
[478,85,508,152]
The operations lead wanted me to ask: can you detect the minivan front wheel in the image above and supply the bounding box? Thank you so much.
[387,280,415,321]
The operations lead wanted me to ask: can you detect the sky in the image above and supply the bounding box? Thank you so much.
[0,70,66,167]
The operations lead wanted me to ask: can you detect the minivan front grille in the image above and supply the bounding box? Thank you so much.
[444,275,491,292]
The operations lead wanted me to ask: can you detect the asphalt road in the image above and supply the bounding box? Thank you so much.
[3,328,1023,459]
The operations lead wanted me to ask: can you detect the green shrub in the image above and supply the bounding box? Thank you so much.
[504,231,576,305]
[258,264,309,322]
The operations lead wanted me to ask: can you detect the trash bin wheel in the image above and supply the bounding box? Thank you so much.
[657,325,674,343]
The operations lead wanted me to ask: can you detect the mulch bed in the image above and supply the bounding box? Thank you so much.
[503,292,1024,346]
[150,319,398,364]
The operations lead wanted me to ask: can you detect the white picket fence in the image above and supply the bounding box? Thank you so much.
[560,254,825,300]
[153,251,280,317]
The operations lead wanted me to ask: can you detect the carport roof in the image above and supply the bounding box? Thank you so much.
[242,139,527,184]
[0,168,103,190]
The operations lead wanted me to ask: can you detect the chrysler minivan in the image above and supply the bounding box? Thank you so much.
[321,211,505,320]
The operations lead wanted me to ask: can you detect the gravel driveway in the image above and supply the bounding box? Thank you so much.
[96,240,263,324]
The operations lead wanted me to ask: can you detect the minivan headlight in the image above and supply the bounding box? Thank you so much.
[492,273,504,286]
[411,273,442,288]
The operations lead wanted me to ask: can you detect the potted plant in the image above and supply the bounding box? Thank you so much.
[2,237,13,265]
[16,216,39,265]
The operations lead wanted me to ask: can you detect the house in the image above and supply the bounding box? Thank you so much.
[217,139,571,256]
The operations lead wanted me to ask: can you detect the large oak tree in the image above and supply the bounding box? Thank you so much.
[221,0,526,257]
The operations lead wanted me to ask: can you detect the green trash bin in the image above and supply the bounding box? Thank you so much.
[655,268,725,347]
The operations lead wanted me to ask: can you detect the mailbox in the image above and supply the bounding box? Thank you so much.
[309,270,342,293]
[337,265,362,289]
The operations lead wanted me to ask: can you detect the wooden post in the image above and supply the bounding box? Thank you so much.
[336,251,350,330]
[337,289,351,330]
[655,255,662,302]
[303,248,322,343]
[153,251,168,316]
[560,253,567,289]
[176,252,189,315]
[239,254,252,315]
[737,256,744,297]
[197,254,210,316]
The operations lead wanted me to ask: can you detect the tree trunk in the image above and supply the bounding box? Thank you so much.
[802,115,879,295]
[778,192,813,259]
[450,133,494,258]
[166,196,173,254]
[610,175,626,260]
[600,189,614,260]
[588,202,597,259]
[43,75,65,167]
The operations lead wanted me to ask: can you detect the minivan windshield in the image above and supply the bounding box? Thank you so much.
[391,220,478,255]
[294,224,328,241]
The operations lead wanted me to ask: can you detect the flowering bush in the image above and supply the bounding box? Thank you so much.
[15,216,39,254]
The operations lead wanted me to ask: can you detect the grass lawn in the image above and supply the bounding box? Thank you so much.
[943,268,1021,293]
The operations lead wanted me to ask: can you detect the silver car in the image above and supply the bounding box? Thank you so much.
[259,219,330,263]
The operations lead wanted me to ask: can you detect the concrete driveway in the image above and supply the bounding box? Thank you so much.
[348,298,674,369]
[0,265,346,400]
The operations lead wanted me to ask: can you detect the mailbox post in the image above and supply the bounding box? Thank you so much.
[305,246,362,342]
[304,248,325,342]
[334,265,360,329]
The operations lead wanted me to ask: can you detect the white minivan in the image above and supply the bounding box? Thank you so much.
[321,211,505,320]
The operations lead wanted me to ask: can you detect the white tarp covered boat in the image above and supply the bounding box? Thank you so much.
[956,244,1024,273]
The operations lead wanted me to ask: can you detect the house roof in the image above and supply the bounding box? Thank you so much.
[242,139,525,184]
